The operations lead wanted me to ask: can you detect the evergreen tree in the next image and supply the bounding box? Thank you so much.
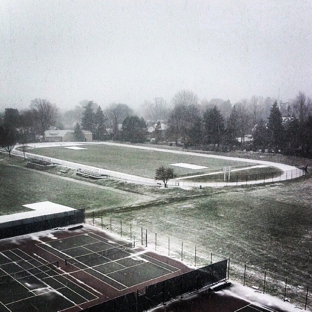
[267,102,284,152]
[187,119,202,146]
[94,106,106,140]
[1,108,20,156]
[185,105,202,146]
[0,125,19,157]
[304,116,312,157]
[252,119,268,151]
[122,116,147,143]
[4,108,20,129]
[224,106,239,145]
[284,117,300,155]
[203,106,225,148]
[81,101,95,134]
[73,122,85,142]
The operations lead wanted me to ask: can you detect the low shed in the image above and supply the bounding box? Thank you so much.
[44,129,92,142]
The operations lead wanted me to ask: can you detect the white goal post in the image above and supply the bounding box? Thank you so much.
[223,166,231,181]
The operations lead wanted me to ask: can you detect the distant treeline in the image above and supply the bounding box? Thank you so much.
[1,91,312,158]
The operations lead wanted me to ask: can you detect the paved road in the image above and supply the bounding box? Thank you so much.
[12,142,305,188]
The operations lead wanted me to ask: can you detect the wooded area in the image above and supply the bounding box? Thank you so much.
[1,91,312,158]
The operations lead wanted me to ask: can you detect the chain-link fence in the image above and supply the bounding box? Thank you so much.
[229,258,311,310]
[91,216,311,310]
[90,214,227,269]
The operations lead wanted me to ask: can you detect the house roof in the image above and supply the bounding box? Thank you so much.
[45,130,72,138]
[45,130,92,138]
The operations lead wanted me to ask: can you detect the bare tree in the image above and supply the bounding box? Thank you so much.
[202,98,232,120]
[62,105,84,129]
[292,91,312,125]
[30,99,58,140]
[249,96,264,125]
[234,101,252,148]
[141,97,169,122]
[167,90,200,145]
[105,103,133,139]
[172,90,198,107]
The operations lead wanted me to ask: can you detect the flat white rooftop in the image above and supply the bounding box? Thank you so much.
[0,201,76,225]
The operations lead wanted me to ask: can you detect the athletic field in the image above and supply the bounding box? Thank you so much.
[22,142,291,185]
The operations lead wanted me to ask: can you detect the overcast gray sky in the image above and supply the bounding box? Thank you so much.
[1,0,312,111]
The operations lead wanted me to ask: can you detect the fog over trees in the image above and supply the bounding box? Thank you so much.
[1,90,312,158]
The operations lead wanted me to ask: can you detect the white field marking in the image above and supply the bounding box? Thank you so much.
[65,146,86,150]
[176,164,269,180]
[171,163,207,170]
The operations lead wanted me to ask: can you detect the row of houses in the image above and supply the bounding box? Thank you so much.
[44,129,93,142]
[44,121,168,143]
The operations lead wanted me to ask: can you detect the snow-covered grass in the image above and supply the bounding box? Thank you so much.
[0,159,151,215]
[96,177,312,310]
[28,143,256,178]
[2,146,312,310]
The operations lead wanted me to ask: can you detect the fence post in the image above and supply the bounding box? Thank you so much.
[92,211,94,226]
[227,258,230,280]
[181,242,183,261]
[263,270,266,293]
[110,217,112,231]
[145,229,147,247]
[141,227,143,245]
[284,278,287,302]
[243,263,246,286]
[211,252,213,264]
[305,286,309,310]
[130,223,132,241]
[155,233,157,251]
[168,237,170,256]
[120,220,122,237]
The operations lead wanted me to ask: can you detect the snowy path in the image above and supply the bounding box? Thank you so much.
[12,142,304,188]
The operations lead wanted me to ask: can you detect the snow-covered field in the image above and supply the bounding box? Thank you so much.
[4,143,311,310]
